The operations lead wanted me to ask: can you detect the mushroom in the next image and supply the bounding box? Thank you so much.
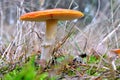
[111,49,120,57]
[110,49,120,70]
[20,8,84,62]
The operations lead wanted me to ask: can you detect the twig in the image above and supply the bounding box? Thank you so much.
[97,23,120,48]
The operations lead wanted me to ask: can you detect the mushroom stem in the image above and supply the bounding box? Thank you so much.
[41,19,58,61]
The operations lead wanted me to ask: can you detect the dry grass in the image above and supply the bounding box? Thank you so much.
[0,0,120,79]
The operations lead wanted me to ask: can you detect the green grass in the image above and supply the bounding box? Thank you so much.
[1,54,120,80]
[2,56,50,80]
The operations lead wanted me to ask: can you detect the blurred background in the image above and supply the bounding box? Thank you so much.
[0,0,120,79]
[0,0,120,65]
[1,0,117,25]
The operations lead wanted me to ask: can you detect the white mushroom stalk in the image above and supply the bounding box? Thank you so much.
[41,19,58,61]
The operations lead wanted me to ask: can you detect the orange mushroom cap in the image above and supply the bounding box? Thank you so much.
[111,49,120,56]
[20,8,84,21]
